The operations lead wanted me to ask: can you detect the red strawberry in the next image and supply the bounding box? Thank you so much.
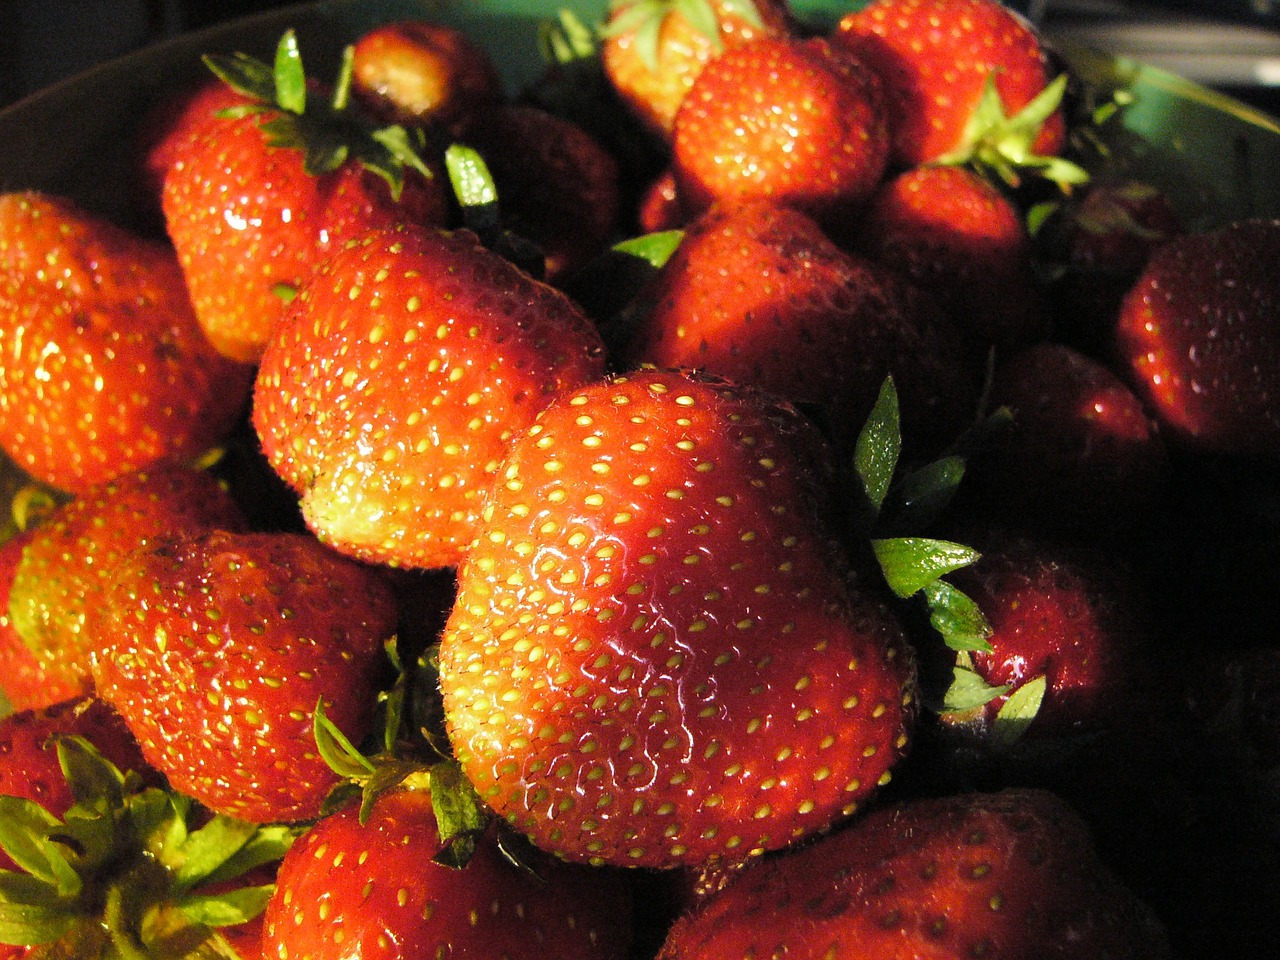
[0,527,76,713]
[160,31,449,363]
[853,165,1048,349]
[656,787,1170,959]
[4,461,248,709]
[834,0,1068,175]
[671,35,890,228]
[0,191,254,494]
[90,528,399,823]
[438,368,917,870]
[262,787,635,960]
[601,0,796,138]
[961,341,1169,544]
[252,222,608,571]
[1113,217,1280,457]
[621,201,979,455]
[349,20,503,131]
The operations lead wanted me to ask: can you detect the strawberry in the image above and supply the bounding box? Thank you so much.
[833,0,1071,180]
[620,201,979,456]
[438,368,917,870]
[252,221,608,572]
[671,35,891,228]
[0,191,254,495]
[349,19,503,131]
[600,0,795,138]
[1112,216,1280,457]
[655,787,1170,959]
[0,527,74,714]
[4,461,248,710]
[159,30,449,363]
[960,341,1169,544]
[262,786,635,960]
[90,528,399,824]
[853,165,1049,350]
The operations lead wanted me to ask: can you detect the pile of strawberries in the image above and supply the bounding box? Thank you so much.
[0,1,1277,958]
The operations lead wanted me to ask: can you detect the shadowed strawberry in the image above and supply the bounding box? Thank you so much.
[90,529,399,824]
[439,368,917,870]
[252,221,607,572]
[656,788,1170,959]
[4,462,248,711]
[0,191,255,495]
[1113,216,1280,457]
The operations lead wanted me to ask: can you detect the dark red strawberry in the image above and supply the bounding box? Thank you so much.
[90,528,399,823]
[252,221,608,572]
[0,191,254,495]
[160,30,449,363]
[438,368,917,870]
[4,461,248,709]
[1113,216,1280,457]
[621,201,979,456]
[656,788,1170,959]
[672,35,890,228]
[853,165,1048,349]
[262,786,634,960]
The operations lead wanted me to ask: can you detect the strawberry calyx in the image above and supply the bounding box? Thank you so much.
[202,29,433,200]
[934,73,1090,193]
[0,737,298,960]
[937,653,1047,751]
[601,0,764,70]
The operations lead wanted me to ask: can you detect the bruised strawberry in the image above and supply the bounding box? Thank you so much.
[1113,217,1280,457]
[91,529,399,824]
[0,191,254,495]
[621,201,979,455]
[5,462,248,709]
[656,788,1170,959]
[252,222,607,571]
[672,35,890,228]
[263,787,635,960]
[439,368,917,870]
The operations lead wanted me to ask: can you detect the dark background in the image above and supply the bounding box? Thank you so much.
[2,1,1279,115]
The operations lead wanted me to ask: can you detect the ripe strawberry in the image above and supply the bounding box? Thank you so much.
[1113,216,1280,457]
[656,787,1170,959]
[438,368,917,870]
[853,165,1048,349]
[349,19,503,131]
[252,222,608,571]
[0,191,254,495]
[0,527,76,713]
[671,35,891,228]
[621,201,979,455]
[262,786,635,960]
[601,0,795,138]
[4,461,248,710]
[833,0,1068,174]
[90,528,399,824]
[960,341,1169,544]
[160,31,449,363]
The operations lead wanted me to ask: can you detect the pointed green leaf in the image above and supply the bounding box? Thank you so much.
[613,230,684,268]
[854,376,901,516]
[202,51,276,102]
[941,664,1009,713]
[178,884,275,928]
[202,825,301,890]
[634,10,665,71]
[331,44,354,113]
[674,0,723,49]
[889,455,966,531]
[445,143,499,209]
[990,675,1047,751]
[0,888,81,948]
[872,537,980,598]
[170,817,259,893]
[428,761,488,868]
[923,579,993,653]
[0,799,79,897]
[55,737,124,813]
[370,125,432,180]
[314,699,376,782]
[272,30,306,114]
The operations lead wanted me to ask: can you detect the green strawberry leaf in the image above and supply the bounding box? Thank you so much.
[200,825,299,890]
[883,454,965,534]
[313,699,376,782]
[538,8,599,65]
[177,884,275,928]
[445,143,502,243]
[272,29,306,115]
[674,0,723,49]
[989,675,1047,751]
[872,537,981,598]
[429,761,488,869]
[55,737,125,814]
[201,51,276,102]
[613,229,684,268]
[170,817,260,894]
[923,579,993,653]
[854,376,901,519]
[941,662,1009,713]
[0,871,81,947]
[0,799,79,897]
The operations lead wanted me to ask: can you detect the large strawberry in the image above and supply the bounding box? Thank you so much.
[438,368,917,870]
[600,0,795,138]
[1112,216,1280,457]
[4,461,248,710]
[0,191,254,495]
[261,786,635,960]
[620,201,979,456]
[252,222,608,572]
[671,34,890,228]
[833,0,1071,182]
[159,30,448,363]
[656,788,1170,959]
[90,528,399,824]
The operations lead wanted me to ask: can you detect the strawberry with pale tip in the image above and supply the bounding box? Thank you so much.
[438,368,917,870]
